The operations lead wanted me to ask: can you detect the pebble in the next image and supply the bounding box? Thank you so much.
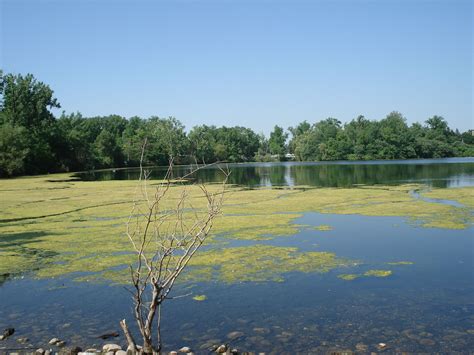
[35,349,45,355]
[59,346,81,355]
[216,344,227,353]
[102,344,122,352]
[169,352,178,355]
[377,343,388,350]
[16,337,29,344]
[199,340,220,350]
[355,343,368,352]
[57,341,66,347]
[49,338,60,345]
[178,346,192,353]
[115,351,127,355]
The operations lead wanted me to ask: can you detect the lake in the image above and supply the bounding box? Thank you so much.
[0,158,473,353]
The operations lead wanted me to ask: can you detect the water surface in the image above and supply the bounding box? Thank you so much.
[1,159,473,353]
[75,157,474,188]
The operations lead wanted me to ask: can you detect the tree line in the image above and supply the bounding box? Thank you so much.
[0,71,472,177]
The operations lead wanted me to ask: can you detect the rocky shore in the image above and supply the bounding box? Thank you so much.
[1,328,251,355]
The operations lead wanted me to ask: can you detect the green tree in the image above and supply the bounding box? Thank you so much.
[188,125,218,163]
[0,122,29,176]
[268,125,288,157]
[376,111,416,159]
[122,116,147,166]
[145,117,189,165]
[288,121,310,153]
[0,72,60,174]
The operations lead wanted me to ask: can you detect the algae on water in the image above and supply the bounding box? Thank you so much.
[0,173,472,284]
[364,270,392,277]
[337,274,360,281]
[338,269,393,281]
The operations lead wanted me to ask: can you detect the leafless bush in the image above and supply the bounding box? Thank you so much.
[120,144,229,354]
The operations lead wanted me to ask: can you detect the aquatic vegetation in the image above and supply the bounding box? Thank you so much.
[387,261,414,265]
[313,225,333,231]
[0,173,472,284]
[422,187,474,209]
[337,274,360,281]
[187,244,351,283]
[364,270,392,277]
[192,295,207,301]
[214,213,304,240]
[338,269,394,281]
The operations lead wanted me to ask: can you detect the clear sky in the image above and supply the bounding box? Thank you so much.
[1,0,472,134]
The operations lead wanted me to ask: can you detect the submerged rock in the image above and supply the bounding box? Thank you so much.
[98,332,119,340]
[0,328,15,340]
[49,338,60,345]
[419,338,436,346]
[179,323,195,331]
[227,331,244,340]
[199,340,220,350]
[253,327,270,335]
[16,337,29,344]
[35,349,45,355]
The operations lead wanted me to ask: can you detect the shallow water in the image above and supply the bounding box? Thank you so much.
[1,212,473,353]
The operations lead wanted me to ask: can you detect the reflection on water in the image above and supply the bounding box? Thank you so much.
[76,158,474,188]
[1,213,473,353]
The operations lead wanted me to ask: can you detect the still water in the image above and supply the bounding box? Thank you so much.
[76,157,474,188]
[1,158,473,353]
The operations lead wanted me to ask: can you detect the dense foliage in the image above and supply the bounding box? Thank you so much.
[0,72,472,177]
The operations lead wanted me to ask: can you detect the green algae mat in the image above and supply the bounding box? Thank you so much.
[0,173,472,284]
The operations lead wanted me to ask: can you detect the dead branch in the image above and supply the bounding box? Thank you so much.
[120,144,229,354]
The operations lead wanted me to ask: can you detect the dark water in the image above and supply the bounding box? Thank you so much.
[1,159,474,353]
[75,157,474,188]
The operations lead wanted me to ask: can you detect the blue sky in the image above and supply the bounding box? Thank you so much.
[1,0,472,134]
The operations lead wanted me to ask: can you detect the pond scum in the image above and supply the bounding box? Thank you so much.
[0,173,472,285]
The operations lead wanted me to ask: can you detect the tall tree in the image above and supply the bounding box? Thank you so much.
[0,72,60,174]
[268,125,288,157]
